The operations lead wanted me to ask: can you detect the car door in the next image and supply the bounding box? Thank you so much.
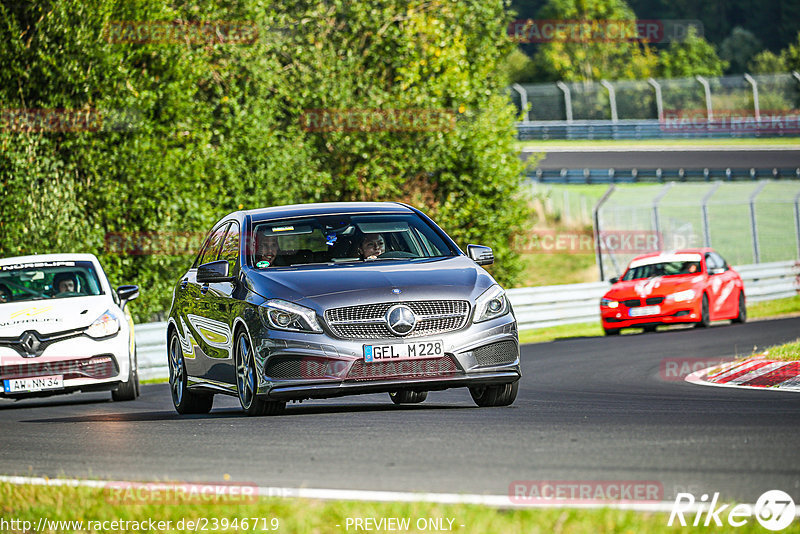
[180,223,229,378]
[704,252,737,320]
[709,251,739,318]
[196,221,240,385]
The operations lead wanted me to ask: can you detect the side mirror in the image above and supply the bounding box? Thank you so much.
[197,260,233,283]
[467,244,494,266]
[116,285,139,310]
[709,267,726,275]
[609,277,619,284]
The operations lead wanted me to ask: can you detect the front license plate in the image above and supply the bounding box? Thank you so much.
[364,340,444,363]
[3,375,64,394]
[629,305,660,317]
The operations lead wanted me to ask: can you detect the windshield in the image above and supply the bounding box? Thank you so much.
[0,260,104,303]
[250,213,457,268]
[622,261,701,281]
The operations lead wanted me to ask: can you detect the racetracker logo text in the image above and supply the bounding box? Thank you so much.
[509,480,663,504]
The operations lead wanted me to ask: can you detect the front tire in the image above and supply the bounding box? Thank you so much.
[469,381,518,407]
[604,327,620,336]
[695,294,710,328]
[732,292,747,324]
[389,390,428,404]
[112,347,140,401]
[168,331,213,414]
[235,331,285,416]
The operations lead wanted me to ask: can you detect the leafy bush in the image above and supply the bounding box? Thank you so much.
[0,0,529,322]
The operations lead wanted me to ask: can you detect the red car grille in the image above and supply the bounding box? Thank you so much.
[347,356,461,382]
[0,355,117,381]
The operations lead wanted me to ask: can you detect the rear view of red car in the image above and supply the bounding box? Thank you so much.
[600,248,746,335]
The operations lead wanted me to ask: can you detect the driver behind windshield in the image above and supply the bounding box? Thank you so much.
[52,272,78,295]
[0,283,11,303]
[358,233,386,260]
[254,231,280,268]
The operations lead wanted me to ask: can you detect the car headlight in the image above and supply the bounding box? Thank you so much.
[600,298,619,308]
[86,310,120,338]
[667,289,696,303]
[259,299,323,333]
[474,285,510,323]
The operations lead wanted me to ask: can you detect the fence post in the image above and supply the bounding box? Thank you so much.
[749,181,768,263]
[743,73,760,120]
[647,78,663,121]
[795,190,800,260]
[701,181,721,247]
[696,75,713,120]
[600,80,618,122]
[556,81,573,123]
[511,83,530,121]
[593,185,616,281]
[652,183,673,249]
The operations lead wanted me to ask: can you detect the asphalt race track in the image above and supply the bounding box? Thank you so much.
[2,317,799,504]
[522,147,800,169]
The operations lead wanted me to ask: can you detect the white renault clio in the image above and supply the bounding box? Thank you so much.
[0,254,140,401]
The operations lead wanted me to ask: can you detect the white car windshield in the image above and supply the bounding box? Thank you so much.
[0,260,104,303]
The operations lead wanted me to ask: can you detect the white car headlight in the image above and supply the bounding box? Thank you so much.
[667,289,696,303]
[259,299,323,333]
[600,298,619,308]
[474,284,510,323]
[86,310,121,338]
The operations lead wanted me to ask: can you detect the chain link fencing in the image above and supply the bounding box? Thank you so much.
[594,180,800,280]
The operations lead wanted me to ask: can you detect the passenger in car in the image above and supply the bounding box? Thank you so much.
[358,233,386,260]
[0,283,11,303]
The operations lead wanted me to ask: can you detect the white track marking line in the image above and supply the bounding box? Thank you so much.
[0,474,751,513]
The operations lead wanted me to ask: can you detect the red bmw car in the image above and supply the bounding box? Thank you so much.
[600,248,746,335]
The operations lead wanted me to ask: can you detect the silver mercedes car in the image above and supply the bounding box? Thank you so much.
[167,202,520,415]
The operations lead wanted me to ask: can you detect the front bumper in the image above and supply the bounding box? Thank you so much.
[601,298,700,329]
[251,314,521,401]
[0,334,130,399]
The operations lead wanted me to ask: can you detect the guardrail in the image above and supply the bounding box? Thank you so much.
[515,119,800,141]
[136,321,168,381]
[134,260,799,378]
[527,167,800,184]
[507,260,799,330]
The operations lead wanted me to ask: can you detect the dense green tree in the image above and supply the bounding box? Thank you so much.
[0,0,530,321]
[657,27,727,78]
[528,0,659,82]
[720,27,763,75]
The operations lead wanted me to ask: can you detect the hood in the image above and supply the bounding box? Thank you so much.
[246,256,494,310]
[0,296,112,337]
[604,274,704,300]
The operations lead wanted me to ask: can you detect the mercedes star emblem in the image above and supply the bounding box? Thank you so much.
[385,305,416,336]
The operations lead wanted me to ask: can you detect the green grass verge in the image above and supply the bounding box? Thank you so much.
[517,253,598,287]
[4,482,791,534]
[517,137,800,149]
[520,295,800,345]
[141,377,168,385]
[760,338,800,361]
